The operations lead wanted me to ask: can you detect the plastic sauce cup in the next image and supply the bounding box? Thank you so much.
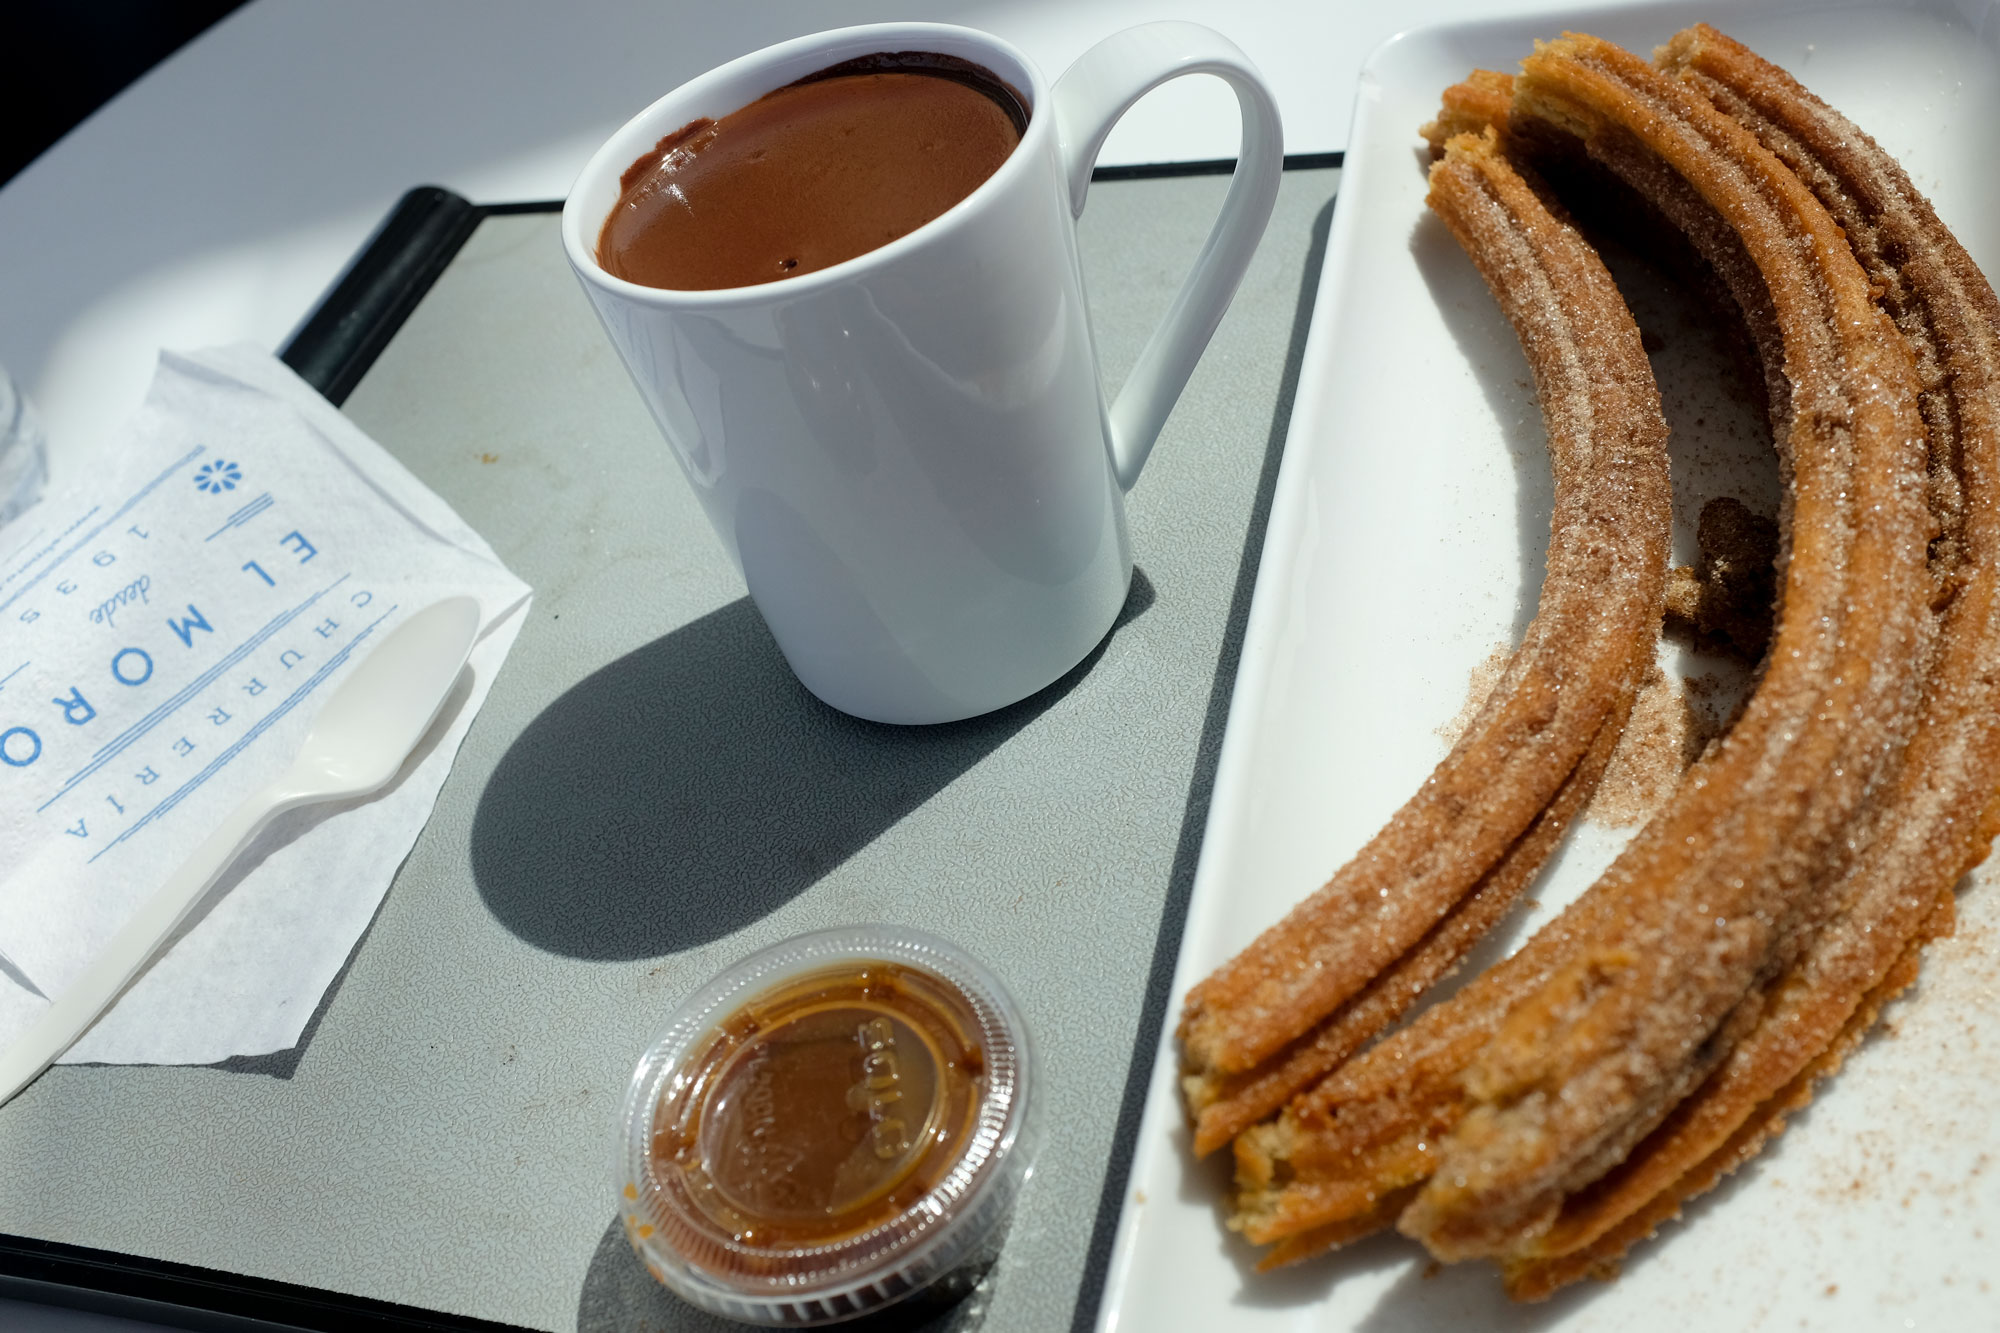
[616,925,1037,1324]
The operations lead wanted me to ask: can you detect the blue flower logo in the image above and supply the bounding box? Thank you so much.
[194,460,243,493]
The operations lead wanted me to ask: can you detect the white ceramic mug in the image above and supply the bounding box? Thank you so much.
[563,21,1282,724]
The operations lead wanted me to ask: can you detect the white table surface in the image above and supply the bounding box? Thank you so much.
[0,1,1700,1328]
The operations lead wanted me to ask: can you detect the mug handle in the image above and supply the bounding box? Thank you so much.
[1052,22,1284,491]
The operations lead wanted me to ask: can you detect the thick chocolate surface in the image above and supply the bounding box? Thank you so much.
[599,61,1023,291]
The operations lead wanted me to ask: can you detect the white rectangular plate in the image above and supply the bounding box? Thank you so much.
[1097,2,2000,1329]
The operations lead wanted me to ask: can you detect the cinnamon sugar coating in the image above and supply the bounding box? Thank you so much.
[1492,23,2000,1287]
[1401,31,1929,1260]
[1419,69,1516,156]
[1177,124,1672,1145]
[1187,691,1634,1157]
[1218,24,1997,1296]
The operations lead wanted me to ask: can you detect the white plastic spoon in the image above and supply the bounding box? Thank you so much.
[0,595,483,1107]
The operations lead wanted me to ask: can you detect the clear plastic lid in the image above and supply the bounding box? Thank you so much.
[615,925,1036,1325]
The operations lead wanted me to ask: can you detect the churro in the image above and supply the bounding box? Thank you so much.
[1486,25,2000,1288]
[1399,31,1933,1260]
[1419,69,1515,155]
[1502,893,1952,1299]
[1227,26,1943,1278]
[1177,124,1673,1112]
[1188,688,1633,1157]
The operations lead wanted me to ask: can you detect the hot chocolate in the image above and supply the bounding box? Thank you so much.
[598,53,1027,291]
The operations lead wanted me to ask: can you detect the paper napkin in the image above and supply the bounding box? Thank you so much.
[0,345,530,1065]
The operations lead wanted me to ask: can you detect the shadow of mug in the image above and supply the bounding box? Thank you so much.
[470,571,1154,959]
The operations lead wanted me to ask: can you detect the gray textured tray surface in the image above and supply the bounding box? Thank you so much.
[0,166,1339,1332]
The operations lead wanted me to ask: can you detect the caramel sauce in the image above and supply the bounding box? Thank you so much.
[648,961,988,1265]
